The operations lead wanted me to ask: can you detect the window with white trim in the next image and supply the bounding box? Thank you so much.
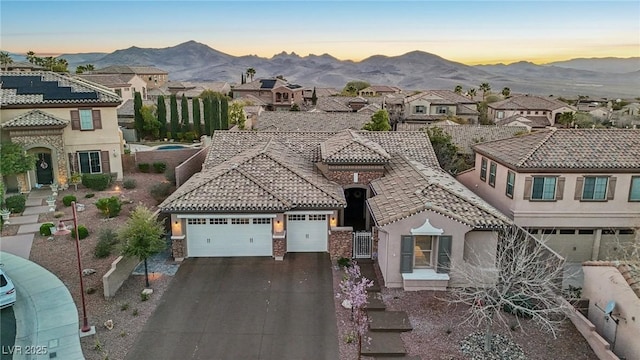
[253,218,271,224]
[488,162,497,187]
[629,176,640,201]
[414,105,426,114]
[78,151,101,174]
[210,218,227,225]
[414,235,433,268]
[436,106,448,114]
[308,214,326,221]
[582,176,608,200]
[480,158,487,181]
[231,218,250,225]
[531,176,556,200]
[79,109,93,130]
[288,214,306,221]
[187,219,207,225]
[506,171,515,198]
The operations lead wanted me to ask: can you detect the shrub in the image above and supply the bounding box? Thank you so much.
[152,162,167,173]
[62,195,77,207]
[337,257,352,268]
[5,194,26,214]
[94,228,118,258]
[120,303,129,311]
[149,182,173,204]
[183,131,197,142]
[86,287,96,295]
[85,193,95,198]
[140,292,150,302]
[164,167,176,185]
[138,163,150,173]
[39,222,55,236]
[123,178,137,189]
[94,238,112,258]
[82,173,111,191]
[71,225,89,240]
[95,196,122,218]
[54,211,65,218]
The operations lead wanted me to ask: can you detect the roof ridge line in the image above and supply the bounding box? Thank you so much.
[515,129,556,167]
[235,167,293,208]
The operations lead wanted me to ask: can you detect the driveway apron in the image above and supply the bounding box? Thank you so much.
[125,253,338,360]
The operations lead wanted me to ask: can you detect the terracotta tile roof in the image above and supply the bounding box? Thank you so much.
[404,90,476,105]
[456,103,480,115]
[583,261,640,298]
[160,139,346,212]
[358,103,381,114]
[473,128,640,170]
[302,87,339,97]
[75,74,134,88]
[368,155,510,227]
[428,124,530,154]
[320,129,391,164]
[495,114,550,128]
[312,97,353,112]
[94,65,167,75]
[489,95,574,111]
[255,112,371,132]
[396,120,459,131]
[1,109,69,128]
[1,71,122,106]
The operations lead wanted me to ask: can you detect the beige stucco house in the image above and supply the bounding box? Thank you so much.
[488,95,575,126]
[232,78,305,111]
[457,128,640,263]
[76,73,148,103]
[1,71,124,192]
[358,85,402,97]
[92,65,168,91]
[582,261,640,360]
[393,90,479,124]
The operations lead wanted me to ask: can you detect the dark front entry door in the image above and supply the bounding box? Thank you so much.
[36,153,54,185]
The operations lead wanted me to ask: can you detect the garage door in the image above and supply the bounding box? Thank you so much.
[543,232,594,262]
[287,214,328,252]
[186,217,273,257]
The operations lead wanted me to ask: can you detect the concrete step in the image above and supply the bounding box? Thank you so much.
[3,214,40,225]
[366,292,386,311]
[361,331,406,357]
[369,311,412,332]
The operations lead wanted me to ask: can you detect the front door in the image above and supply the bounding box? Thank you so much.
[35,153,54,185]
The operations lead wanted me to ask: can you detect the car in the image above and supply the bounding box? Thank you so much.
[0,268,16,309]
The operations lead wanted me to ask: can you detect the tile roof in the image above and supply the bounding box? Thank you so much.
[75,74,134,88]
[358,103,382,114]
[1,71,121,106]
[368,155,510,227]
[320,129,391,164]
[583,261,640,298]
[396,120,460,131]
[302,88,339,97]
[404,90,476,105]
[495,114,550,128]
[94,65,168,75]
[313,97,353,112]
[1,109,69,128]
[151,81,230,98]
[233,78,302,91]
[473,128,640,170]
[427,124,530,154]
[255,112,371,132]
[360,85,402,94]
[489,95,574,111]
[160,139,346,212]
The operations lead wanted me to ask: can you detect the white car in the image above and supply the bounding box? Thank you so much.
[0,268,16,309]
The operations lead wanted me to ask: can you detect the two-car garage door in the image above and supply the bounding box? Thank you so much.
[186,217,273,257]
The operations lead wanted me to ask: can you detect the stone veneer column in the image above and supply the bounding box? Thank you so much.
[273,237,286,261]
[171,236,185,261]
[329,226,354,260]
[12,131,69,187]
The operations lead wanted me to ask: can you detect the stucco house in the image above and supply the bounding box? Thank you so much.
[488,95,575,126]
[76,73,148,103]
[147,81,231,100]
[0,71,124,192]
[161,129,508,291]
[581,261,640,360]
[393,90,479,124]
[456,128,640,263]
[92,65,169,91]
[358,85,402,97]
[254,112,371,132]
[232,78,305,111]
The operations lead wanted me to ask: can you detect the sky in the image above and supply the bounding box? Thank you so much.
[1,0,639,65]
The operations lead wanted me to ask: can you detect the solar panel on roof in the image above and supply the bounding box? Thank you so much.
[0,75,99,101]
[260,79,277,89]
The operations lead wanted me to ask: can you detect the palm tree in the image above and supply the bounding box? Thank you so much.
[479,82,491,100]
[246,68,256,82]
[0,51,13,71]
[467,88,477,98]
[454,85,463,94]
[501,87,511,98]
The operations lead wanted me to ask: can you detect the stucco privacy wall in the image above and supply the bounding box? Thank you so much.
[175,146,209,187]
[102,255,140,299]
[134,147,199,171]
[564,302,620,360]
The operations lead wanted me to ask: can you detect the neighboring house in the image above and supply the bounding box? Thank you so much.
[358,103,382,115]
[582,261,640,360]
[76,73,147,103]
[232,78,305,111]
[494,114,552,130]
[302,87,339,101]
[161,129,509,291]
[92,65,169,91]
[254,112,371,132]
[0,71,124,192]
[488,95,575,126]
[358,85,402,97]
[588,107,612,121]
[396,120,460,131]
[393,90,479,124]
[427,124,530,155]
[620,102,640,116]
[457,128,640,263]
[147,81,231,100]
[4,61,45,72]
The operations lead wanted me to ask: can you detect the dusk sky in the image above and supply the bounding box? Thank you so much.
[1,1,639,65]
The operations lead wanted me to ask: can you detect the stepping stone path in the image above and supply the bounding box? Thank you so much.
[355,259,415,359]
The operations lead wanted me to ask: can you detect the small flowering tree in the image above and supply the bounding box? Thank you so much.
[339,262,373,359]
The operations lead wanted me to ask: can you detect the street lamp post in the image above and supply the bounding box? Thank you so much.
[53,201,91,333]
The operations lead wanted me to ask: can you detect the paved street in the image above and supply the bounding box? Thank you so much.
[126,253,338,360]
[1,307,16,360]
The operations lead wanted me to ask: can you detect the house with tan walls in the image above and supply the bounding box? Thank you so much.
[92,65,168,91]
[456,128,640,263]
[396,90,479,124]
[232,78,305,111]
[358,85,402,97]
[581,261,640,360]
[1,71,124,192]
[160,129,510,291]
[76,73,148,103]
[487,95,575,126]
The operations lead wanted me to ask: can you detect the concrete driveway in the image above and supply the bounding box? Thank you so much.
[126,253,338,360]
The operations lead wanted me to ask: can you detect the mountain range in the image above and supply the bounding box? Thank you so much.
[8,41,640,98]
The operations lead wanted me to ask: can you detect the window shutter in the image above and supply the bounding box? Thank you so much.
[70,110,80,130]
[92,110,102,129]
[574,177,585,200]
[68,153,79,174]
[400,235,414,274]
[556,177,566,200]
[437,236,452,274]
[100,151,110,174]
[607,177,617,200]
[523,177,532,200]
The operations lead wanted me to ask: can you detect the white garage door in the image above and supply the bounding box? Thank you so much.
[186,217,273,257]
[287,214,328,252]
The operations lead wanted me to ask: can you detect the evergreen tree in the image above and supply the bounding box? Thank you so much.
[133,92,144,140]
[170,94,179,141]
[220,97,229,130]
[180,95,190,134]
[203,98,212,136]
[192,98,202,137]
[311,87,318,106]
[212,97,221,131]
[157,96,167,139]
[362,110,391,131]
